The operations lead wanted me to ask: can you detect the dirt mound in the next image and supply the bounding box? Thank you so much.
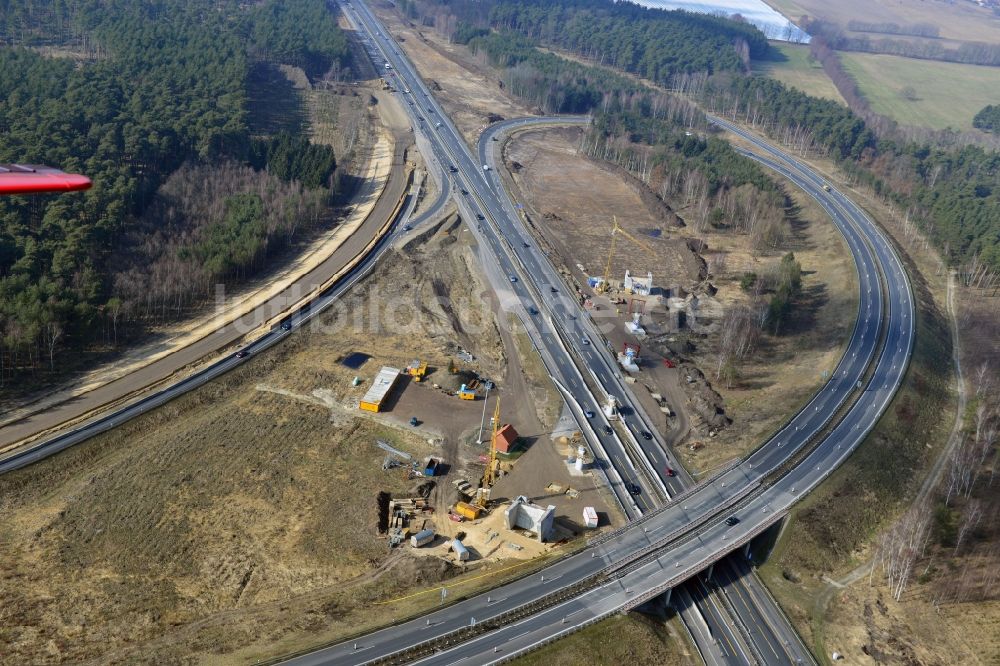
[435,369,479,392]
[392,553,460,585]
[679,365,731,431]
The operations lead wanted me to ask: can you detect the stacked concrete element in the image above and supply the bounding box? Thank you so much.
[504,496,555,542]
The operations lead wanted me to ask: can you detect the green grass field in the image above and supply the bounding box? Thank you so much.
[510,614,694,666]
[840,52,1000,131]
[764,0,1000,44]
[753,43,845,104]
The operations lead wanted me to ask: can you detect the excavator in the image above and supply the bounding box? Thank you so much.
[0,163,91,195]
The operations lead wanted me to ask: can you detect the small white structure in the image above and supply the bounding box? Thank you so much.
[617,344,640,374]
[583,506,598,529]
[624,270,654,296]
[410,529,435,548]
[575,445,586,472]
[504,496,556,542]
[452,539,470,562]
[603,394,619,421]
[625,312,646,337]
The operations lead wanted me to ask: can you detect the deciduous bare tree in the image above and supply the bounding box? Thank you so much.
[875,502,931,601]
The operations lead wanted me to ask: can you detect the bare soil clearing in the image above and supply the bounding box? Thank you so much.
[0,68,405,449]
[503,126,857,472]
[0,214,602,664]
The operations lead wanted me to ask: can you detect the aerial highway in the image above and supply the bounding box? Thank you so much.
[0,153,419,473]
[0,0,915,662]
[0,125,414,457]
[282,2,914,664]
[480,116,809,665]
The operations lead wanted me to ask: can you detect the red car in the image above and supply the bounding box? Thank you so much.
[665,467,676,477]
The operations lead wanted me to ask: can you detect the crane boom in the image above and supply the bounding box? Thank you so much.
[477,397,501,507]
[600,217,657,292]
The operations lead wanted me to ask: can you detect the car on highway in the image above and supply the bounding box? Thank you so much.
[725,516,740,526]
[509,275,517,283]
[627,482,641,495]
[402,224,412,231]
[641,430,652,440]
[603,425,613,436]
[482,164,490,171]
[476,213,485,220]
[448,165,457,173]
[522,241,529,248]
[235,350,249,359]
[435,122,442,128]
[581,337,590,345]
[460,189,468,195]
[527,306,538,315]
[665,467,676,477]
[584,410,595,418]
[280,321,292,331]
[549,286,557,293]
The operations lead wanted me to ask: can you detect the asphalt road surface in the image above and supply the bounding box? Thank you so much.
[284,3,913,665]
[0,143,417,473]
[0,130,413,458]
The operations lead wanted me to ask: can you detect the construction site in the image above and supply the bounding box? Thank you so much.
[500,125,859,474]
[0,197,616,665]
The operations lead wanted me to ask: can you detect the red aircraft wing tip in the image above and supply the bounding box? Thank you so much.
[0,168,92,195]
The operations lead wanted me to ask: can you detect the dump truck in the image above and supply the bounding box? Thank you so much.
[424,458,440,477]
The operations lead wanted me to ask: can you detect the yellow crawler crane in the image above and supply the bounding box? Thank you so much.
[476,397,501,509]
[599,216,657,293]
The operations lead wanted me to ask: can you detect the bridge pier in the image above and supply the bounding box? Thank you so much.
[703,563,714,582]
[634,587,672,618]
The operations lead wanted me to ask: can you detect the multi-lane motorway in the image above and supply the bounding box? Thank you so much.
[0,0,915,662]
[286,2,915,664]
[479,116,807,665]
